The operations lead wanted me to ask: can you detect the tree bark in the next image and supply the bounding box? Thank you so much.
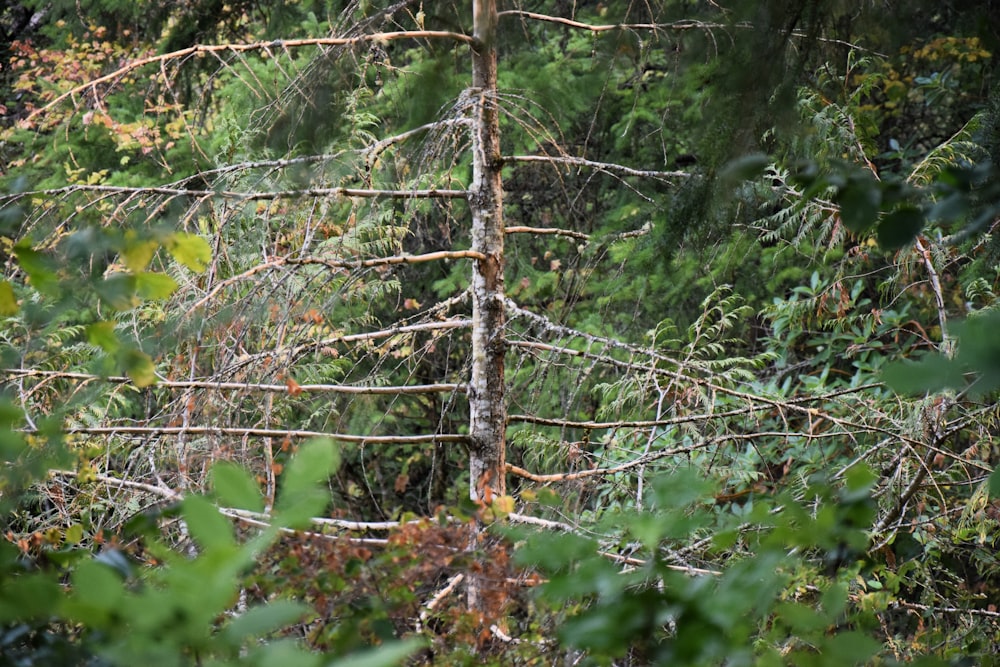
[468,0,506,505]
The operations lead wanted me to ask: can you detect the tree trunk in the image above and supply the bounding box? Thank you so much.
[468,0,506,505]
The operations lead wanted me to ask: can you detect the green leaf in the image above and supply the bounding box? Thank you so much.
[0,281,17,316]
[168,232,211,273]
[121,347,157,387]
[988,468,1000,499]
[13,244,60,296]
[223,600,312,643]
[182,494,236,552]
[63,559,126,624]
[876,207,924,250]
[821,630,881,664]
[94,549,135,579]
[135,271,179,300]
[836,175,881,233]
[249,640,323,667]
[65,523,84,545]
[121,236,158,272]
[274,438,339,528]
[87,321,119,352]
[0,572,62,623]
[96,273,138,310]
[329,639,426,667]
[881,355,964,395]
[720,153,770,183]
[211,461,264,512]
[928,191,968,223]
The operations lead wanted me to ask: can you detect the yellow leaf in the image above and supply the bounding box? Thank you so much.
[491,495,516,517]
[0,280,18,316]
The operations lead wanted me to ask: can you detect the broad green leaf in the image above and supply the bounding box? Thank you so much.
[836,175,881,233]
[0,571,61,623]
[329,639,426,667]
[94,548,135,579]
[249,640,323,667]
[988,468,1000,499]
[121,347,157,387]
[821,630,881,664]
[169,232,211,273]
[881,355,964,395]
[223,600,312,643]
[720,153,770,183]
[135,271,179,300]
[12,244,60,296]
[64,559,126,623]
[182,494,236,552]
[928,191,968,223]
[122,236,158,272]
[86,321,118,352]
[0,280,16,316]
[96,273,138,310]
[211,461,264,512]
[876,207,924,250]
[274,438,339,527]
[64,523,84,544]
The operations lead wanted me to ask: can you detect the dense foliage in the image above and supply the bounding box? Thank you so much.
[3,0,1000,664]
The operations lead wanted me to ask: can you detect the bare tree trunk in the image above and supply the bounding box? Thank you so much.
[468,0,506,505]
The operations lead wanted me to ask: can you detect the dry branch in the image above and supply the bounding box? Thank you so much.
[505,436,723,483]
[505,154,690,180]
[1,184,467,204]
[23,32,476,125]
[498,10,727,33]
[224,318,471,369]
[504,226,590,240]
[288,250,487,270]
[3,369,465,395]
[43,426,469,445]
[49,469,181,501]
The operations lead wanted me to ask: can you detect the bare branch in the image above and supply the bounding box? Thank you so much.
[49,469,181,501]
[890,601,1000,619]
[288,250,487,270]
[914,237,953,356]
[416,573,465,634]
[498,10,728,33]
[220,507,441,532]
[224,318,471,369]
[3,369,465,395]
[505,154,690,181]
[23,32,475,125]
[39,426,469,445]
[505,437,720,483]
[505,226,590,241]
[0,184,466,204]
[507,512,575,532]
